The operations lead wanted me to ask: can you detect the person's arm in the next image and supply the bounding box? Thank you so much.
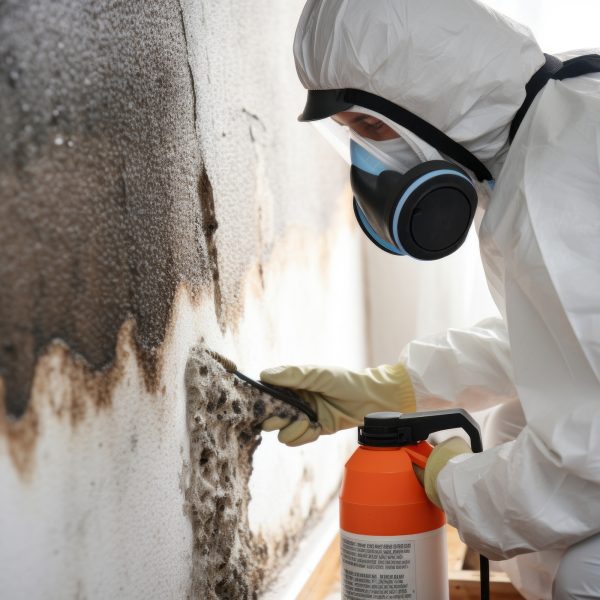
[261,317,517,445]
[261,363,415,445]
[432,304,600,558]
[438,412,600,560]
[401,316,517,412]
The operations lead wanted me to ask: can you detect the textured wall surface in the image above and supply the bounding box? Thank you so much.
[0,0,364,598]
[0,0,209,418]
[184,346,306,599]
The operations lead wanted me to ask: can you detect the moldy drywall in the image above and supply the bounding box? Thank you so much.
[0,0,363,597]
[0,0,214,418]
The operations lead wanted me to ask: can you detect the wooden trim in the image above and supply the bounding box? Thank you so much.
[447,526,523,600]
[449,570,523,600]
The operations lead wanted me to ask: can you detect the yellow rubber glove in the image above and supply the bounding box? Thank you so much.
[260,363,415,447]
[418,437,473,508]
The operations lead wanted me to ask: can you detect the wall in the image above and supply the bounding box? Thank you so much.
[364,227,498,367]
[0,1,365,598]
[483,0,600,53]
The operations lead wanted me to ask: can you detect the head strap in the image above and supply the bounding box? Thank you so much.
[509,53,600,143]
[298,52,600,179]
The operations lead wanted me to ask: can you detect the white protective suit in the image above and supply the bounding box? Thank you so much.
[294,1,600,598]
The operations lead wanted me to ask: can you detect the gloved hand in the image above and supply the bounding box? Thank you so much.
[414,437,473,508]
[260,363,415,446]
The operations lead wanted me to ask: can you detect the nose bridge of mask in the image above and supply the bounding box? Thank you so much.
[350,140,389,175]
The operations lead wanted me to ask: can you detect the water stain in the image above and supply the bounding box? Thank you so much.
[0,321,132,477]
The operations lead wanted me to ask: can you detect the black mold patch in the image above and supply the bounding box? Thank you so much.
[0,0,222,417]
[198,170,226,331]
[252,399,265,419]
[184,346,310,599]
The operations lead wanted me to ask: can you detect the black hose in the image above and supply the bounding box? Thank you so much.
[480,555,490,600]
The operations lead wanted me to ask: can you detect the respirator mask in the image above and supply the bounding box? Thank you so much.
[301,89,495,260]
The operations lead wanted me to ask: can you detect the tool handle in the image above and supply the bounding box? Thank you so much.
[396,408,482,452]
[233,371,318,423]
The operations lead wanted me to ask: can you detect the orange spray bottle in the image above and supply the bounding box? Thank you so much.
[340,409,489,600]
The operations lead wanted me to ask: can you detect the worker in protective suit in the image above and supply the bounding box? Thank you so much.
[260,1,600,598]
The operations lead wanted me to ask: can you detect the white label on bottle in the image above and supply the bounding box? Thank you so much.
[340,527,447,600]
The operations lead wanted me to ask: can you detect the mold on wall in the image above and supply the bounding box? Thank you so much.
[184,346,311,599]
[0,0,213,417]
[0,0,363,597]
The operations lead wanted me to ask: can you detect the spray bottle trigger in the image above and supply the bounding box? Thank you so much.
[404,440,433,469]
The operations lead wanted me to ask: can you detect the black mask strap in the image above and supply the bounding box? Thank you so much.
[299,53,600,181]
[509,53,600,143]
[343,89,494,182]
[298,88,494,182]
[509,54,563,143]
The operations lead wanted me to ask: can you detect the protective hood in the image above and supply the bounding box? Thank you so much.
[294,0,546,177]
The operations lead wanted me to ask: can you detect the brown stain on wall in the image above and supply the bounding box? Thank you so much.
[198,170,226,331]
[0,380,39,477]
[0,319,136,477]
[0,0,232,418]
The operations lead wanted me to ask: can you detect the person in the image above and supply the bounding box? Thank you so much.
[260,1,600,598]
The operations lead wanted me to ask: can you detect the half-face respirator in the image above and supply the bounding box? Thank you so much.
[300,88,495,260]
[350,140,478,259]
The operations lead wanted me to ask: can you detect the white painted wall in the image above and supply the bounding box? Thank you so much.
[364,227,497,367]
[483,0,600,53]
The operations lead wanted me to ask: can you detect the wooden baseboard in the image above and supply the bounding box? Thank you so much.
[449,569,523,600]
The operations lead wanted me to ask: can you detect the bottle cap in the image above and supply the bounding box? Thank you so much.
[358,411,412,447]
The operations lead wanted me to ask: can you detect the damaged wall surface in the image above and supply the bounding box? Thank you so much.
[0,0,365,598]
